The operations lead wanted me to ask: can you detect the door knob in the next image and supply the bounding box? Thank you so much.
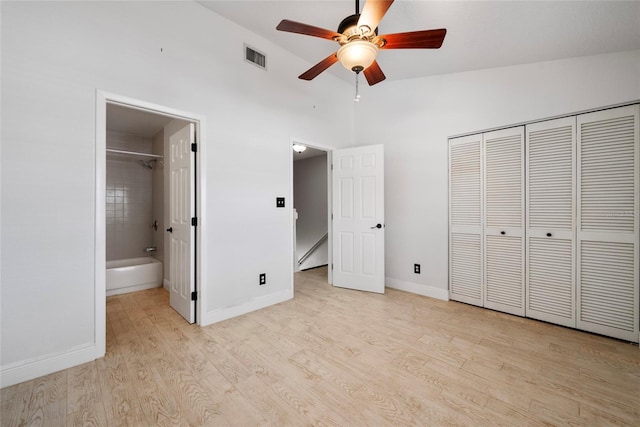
[166,227,173,233]
[371,223,383,229]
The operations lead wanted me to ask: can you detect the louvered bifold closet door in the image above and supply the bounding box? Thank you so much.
[449,134,483,306]
[484,127,525,316]
[577,105,639,342]
[525,117,576,327]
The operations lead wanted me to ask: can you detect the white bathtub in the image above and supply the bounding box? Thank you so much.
[106,257,163,296]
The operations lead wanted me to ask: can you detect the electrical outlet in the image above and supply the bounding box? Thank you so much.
[276,197,285,208]
[259,273,266,285]
[414,264,421,274]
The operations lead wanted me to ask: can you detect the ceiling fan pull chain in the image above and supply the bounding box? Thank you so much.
[354,72,361,103]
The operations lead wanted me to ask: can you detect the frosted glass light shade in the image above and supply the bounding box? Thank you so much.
[292,144,307,153]
[337,40,378,72]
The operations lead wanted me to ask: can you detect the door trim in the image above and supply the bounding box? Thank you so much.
[290,137,335,285]
[95,90,207,358]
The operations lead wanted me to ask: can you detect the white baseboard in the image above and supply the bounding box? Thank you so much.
[1,343,96,388]
[163,278,170,291]
[201,288,293,326]
[385,277,449,301]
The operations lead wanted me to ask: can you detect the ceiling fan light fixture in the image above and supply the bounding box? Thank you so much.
[292,144,307,153]
[337,40,378,73]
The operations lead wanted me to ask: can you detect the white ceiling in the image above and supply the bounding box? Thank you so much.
[198,0,640,84]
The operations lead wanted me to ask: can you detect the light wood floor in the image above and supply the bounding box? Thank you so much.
[2,267,639,426]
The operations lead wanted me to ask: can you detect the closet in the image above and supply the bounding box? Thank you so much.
[449,104,639,342]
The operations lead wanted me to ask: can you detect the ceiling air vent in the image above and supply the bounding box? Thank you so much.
[244,44,266,70]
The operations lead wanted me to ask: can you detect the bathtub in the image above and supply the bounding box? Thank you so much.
[106,257,163,296]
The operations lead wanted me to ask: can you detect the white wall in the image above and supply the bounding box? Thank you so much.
[355,49,640,299]
[0,1,354,386]
[294,154,328,270]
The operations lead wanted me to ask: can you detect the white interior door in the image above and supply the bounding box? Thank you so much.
[169,123,195,323]
[577,105,639,342]
[449,134,483,307]
[332,144,385,293]
[483,127,525,316]
[525,117,576,327]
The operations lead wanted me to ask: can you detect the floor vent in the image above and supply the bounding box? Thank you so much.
[244,44,266,70]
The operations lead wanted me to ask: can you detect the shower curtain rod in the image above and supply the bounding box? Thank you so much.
[106,148,163,159]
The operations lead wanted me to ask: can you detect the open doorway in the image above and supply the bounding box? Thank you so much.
[291,140,334,284]
[294,147,328,271]
[105,104,181,296]
[292,142,386,294]
[95,92,205,358]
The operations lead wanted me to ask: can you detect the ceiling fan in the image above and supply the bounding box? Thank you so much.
[276,0,446,86]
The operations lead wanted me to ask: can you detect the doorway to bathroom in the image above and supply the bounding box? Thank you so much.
[96,92,205,358]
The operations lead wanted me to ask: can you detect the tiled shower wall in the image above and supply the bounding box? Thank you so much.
[106,131,154,261]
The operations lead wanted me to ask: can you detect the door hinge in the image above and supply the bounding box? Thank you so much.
[191,291,198,301]
[331,163,333,170]
[331,263,334,270]
[191,217,197,226]
[191,143,197,152]
[331,213,333,220]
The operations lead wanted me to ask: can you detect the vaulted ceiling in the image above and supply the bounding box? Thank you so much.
[198,1,640,84]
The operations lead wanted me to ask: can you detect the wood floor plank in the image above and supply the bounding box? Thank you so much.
[66,362,104,417]
[233,375,309,425]
[151,359,221,426]
[96,349,145,426]
[2,267,639,426]
[67,403,109,427]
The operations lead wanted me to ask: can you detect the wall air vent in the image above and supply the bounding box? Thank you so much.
[244,44,266,70]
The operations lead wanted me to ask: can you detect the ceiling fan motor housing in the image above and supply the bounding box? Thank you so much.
[337,13,378,43]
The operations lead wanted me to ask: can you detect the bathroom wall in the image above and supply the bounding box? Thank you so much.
[106,130,154,261]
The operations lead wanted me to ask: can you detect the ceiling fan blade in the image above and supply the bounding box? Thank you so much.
[363,61,386,86]
[299,52,339,81]
[379,28,447,49]
[276,19,341,41]
[357,0,394,31]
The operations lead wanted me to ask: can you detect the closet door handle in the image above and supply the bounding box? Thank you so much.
[500,231,505,235]
[546,232,552,237]
[166,227,173,233]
